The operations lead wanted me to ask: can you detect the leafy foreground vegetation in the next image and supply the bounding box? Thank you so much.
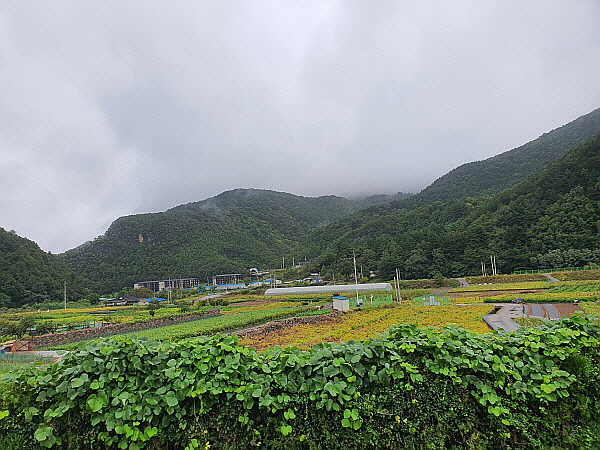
[1,315,600,449]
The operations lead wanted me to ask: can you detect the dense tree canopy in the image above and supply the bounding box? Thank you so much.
[7,108,600,298]
[0,228,89,308]
[303,134,600,280]
[63,189,409,293]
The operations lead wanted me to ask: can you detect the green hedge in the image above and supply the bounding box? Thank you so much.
[1,315,600,449]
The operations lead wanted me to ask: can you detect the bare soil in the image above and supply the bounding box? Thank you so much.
[552,303,583,317]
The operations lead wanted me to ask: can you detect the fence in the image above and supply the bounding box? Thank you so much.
[514,265,600,275]
[352,294,394,308]
[411,295,451,306]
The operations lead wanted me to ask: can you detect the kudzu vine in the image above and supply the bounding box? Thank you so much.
[1,313,600,449]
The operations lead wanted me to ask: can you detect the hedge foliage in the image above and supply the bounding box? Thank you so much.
[1,314,600,449]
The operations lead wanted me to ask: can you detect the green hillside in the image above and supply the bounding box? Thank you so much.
[411,106,600,205]
[63,189,407,293]
[299,107,600,267]
[13,107,600,297]
[305,134,600,280]
[0,228,89,308]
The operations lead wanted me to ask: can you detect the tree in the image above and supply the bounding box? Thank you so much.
[131,287,155,299]
[7,316,37,339]
[37,320,59,335]
[147,300,162,317]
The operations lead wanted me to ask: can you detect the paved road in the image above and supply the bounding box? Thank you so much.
[542,273,559,282]
[193,293,222,306]
[457,278,469,287]
[483,303,523,332]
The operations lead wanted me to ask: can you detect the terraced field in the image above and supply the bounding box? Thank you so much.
[238,304,493,351]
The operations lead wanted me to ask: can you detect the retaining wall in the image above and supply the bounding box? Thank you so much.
[28,309,221,348]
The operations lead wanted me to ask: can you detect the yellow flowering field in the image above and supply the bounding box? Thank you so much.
[485,292,597,302]
[239,304,493,351]
[221,301,304,314]
[450,282,551,292]
[579,301,600,316]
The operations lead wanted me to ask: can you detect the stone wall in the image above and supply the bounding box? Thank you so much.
[30,309,221,349]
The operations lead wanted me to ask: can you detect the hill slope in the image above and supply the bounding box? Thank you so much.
[0,228,89,308]
[412,106,600,205]
[305,134,600,280]
[63,189,407,293]
[300,107,600,255]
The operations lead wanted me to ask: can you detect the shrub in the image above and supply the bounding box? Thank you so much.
[3,315,600,449]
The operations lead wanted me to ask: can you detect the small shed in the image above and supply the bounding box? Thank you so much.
[332,296,350,312]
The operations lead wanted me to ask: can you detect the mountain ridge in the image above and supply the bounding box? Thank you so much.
[5,107,600,304]
[62,189,411,292]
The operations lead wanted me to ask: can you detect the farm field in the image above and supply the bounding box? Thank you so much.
[47,303,310,350]
[3,280,600,449]
[2,276,600,355]
[239,304,493,351]
[580,301,600,316]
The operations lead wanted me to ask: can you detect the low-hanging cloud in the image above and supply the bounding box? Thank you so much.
[2,1,600,253]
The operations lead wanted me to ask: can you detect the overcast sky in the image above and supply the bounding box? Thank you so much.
[2,1,600,253]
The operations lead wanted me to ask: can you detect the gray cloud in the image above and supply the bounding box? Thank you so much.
[2,1,600,253]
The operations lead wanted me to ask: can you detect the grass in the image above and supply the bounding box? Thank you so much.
[0,353,56,375]
[514,317,545,327]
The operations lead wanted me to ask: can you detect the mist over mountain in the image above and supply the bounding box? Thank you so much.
[4,107,600,304]
[305,133,600,280]
[62,189,411,293]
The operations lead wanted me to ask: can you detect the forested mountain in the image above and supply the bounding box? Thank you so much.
[344,107,600,226]
[299,107,600,253]
[14,108,600,297]
[411,106,600,205]
[0,228,89,308]
[62,189,409,293]
[304,134,600,280]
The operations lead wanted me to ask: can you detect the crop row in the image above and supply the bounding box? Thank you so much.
[483,292,598,303]
[548,284,600,293]
[239,304,493,351]
[451,281,551,292]
[551,269,600,281]
[466,274,549,284]
[221,301,304,314]
[111,307,309,342]
[579,301,600,316]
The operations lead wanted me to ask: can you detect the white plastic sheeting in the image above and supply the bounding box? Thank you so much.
[264,283,392,296]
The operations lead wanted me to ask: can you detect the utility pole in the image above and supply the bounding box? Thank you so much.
[395,268,402,303]
[353,252,359,306]
[64,280,67,310]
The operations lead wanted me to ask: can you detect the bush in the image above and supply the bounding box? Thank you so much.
[3,315,600,449]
